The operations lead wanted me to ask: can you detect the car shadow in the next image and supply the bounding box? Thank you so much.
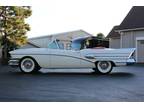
[10,71,135,78]
[11,71,92,76]
[108,72,135,78]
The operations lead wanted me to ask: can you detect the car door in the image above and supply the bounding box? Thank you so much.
[34,48,51,68]
[50,49,81,68]
[79,50,95,68]
[62,50,95,68]
[62,50,81,68]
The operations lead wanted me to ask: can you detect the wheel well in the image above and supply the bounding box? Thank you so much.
[20,56,40,67]
[95,61,116,67]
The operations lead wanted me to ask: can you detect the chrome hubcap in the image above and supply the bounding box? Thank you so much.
[23,60,33,69]
[99,61,109,70]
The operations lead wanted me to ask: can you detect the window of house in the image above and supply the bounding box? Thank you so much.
[140,40,144,44]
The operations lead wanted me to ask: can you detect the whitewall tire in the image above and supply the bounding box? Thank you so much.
[96,61,113,74]
[20,57,40,73]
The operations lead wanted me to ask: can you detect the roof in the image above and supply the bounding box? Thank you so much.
[118,6,144,31]
[107,26,120,38]
[28,29,93,40]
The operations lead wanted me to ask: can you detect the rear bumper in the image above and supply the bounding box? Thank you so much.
[126,59,135,65]
[8,59,19,66]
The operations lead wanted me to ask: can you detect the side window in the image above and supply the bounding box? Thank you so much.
[57,41,64,49]
[48,41,58,49]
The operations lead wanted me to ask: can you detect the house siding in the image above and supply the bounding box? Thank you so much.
[29,37,52,48]
[133,31,144,38]
[109,38,120,48]
[20,44,38,49]
[137,40,144,62]
[121,32,135,48]
[121,31,144,48]
[121,30,144,62]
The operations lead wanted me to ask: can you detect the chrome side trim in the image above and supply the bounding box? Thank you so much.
[8,59,19,66]
[126,59,135,65]
[11,54,94,63]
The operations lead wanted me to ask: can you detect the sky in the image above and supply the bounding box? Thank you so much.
[1,0,144,38]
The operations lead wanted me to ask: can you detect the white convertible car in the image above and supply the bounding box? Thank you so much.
[9,37,135,74]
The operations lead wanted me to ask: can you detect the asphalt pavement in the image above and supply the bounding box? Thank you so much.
[0,64,144,102]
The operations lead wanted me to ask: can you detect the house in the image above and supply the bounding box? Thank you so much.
[22,30,93,49]
[20,42,40,49]
[107,6,144,63]
[107,26,120,48]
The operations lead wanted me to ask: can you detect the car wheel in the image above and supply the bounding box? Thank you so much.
[20,57,40,73]
[95,61,113,74]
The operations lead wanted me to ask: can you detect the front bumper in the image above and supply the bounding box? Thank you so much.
[8,59,19,66]
[126,58,135,65]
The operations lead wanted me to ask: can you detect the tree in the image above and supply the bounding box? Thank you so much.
[96,33,105,39]
[0,6,32,64]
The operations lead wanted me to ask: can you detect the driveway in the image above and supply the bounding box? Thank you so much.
[0,65,144,102]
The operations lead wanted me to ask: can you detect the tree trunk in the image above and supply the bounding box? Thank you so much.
[1,47,8,65]
[1,35,9,65]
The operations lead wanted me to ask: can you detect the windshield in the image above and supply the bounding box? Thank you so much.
[48,40,64,49]
[48,41,58,49]
[71,38,84,50]
[71,42,81,50]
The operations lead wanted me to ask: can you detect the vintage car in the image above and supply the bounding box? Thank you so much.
[8,37,135,74]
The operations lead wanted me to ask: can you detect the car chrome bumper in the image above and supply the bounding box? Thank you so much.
[8,59,19,66]
[126,59,135,65]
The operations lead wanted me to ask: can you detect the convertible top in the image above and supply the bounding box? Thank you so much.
[72,36,109,50]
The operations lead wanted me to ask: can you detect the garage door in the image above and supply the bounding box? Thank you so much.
[137,40,144,63]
